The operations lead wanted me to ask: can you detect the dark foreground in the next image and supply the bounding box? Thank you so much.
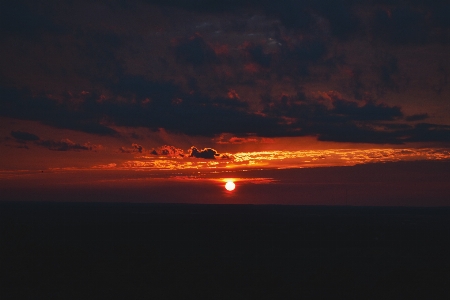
[1,203,449,299]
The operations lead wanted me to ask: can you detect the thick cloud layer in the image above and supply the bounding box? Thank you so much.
[2,78,450,144]
[1,0,449,145]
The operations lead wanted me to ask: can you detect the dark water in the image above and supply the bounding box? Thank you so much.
[1,202,449,299]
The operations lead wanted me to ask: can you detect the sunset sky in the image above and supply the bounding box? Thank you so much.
[1,0,450,205]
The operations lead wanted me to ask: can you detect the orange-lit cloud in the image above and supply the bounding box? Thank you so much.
[87,147,450,172]
[214,133,274,144]
[231,148,450,168]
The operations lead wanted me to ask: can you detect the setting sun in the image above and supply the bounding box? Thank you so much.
[225,181,235,191]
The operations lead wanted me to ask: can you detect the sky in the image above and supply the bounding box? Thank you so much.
[1,0,450,205]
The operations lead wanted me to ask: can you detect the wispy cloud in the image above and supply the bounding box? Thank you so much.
[9,131,103,151]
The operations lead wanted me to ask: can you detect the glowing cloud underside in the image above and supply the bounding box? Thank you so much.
[89,148,450,171]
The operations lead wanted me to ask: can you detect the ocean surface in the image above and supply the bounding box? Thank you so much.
[1,202,449,299]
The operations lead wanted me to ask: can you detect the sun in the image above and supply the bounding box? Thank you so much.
[225,181,235,191]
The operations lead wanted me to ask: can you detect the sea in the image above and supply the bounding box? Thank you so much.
[1,202,449,299]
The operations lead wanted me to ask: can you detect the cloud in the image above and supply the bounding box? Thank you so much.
[372,7,428,45]
[0,86,118,136]
[10,130,40,141]
[238,37,328,79]
[4,81,450,144]
[214,133,272,144]
[150,145,184,157]
[174,33,218,66]
[243,42,272,68]
[133,143,144,153]
[119,143,145,154]
[1,0,450,147]
[406,114,429,122]
[9,130,102,151]
[119,144,185,157]
[332,99,402,121]
[188,147,222,159]
[404,123,450,143]
[259,91,450,144]
[263,91,403,123]
[36,139,103,151]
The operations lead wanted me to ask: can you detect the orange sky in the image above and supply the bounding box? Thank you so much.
[1,0,450,205]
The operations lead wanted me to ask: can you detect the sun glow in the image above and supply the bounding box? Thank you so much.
[225,180,235,191]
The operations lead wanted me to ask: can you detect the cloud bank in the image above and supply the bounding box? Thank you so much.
[1,0,449,145]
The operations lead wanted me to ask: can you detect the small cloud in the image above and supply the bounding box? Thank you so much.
[188,146,221,159]
[150,145,184,157]
[132,143,143,153]
[119,143,145,154]
[11,131,40,141]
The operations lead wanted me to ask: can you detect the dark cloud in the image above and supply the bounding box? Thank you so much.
[174,34,218,66]
[150,145,185,157]
[372,7,428,45]
[372,52,410,95]
[315,123,402,144]
[345,68,366,101]
[265,1,313,31]
[9,130,102,151]
[0,1,64,39]
[404,123,450,143]
[142,0,251,13]
[0,86,117,136]
[10,131,40,141]
[285,38,327,64]
[151,0,447,43]
[188,147,220,159]
[406,114,429,122]
[9,129,102,151]
[119,144,186,156]
[74,30,124,84]
[263,91,402,123]
[133,143,143,153]
[149,0,360,39]
[332,99,402,121]
[1,0,449,146]
[239,37,328,80]
[260,91,450,143]
[3,73,450,144]
[0,81,271,138]
[37,139,101,151]
[243,42,272,68]
[119,144,145,154]
[314,1,360,40]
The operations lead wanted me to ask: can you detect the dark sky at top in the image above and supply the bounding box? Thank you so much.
[1,0,449,145]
